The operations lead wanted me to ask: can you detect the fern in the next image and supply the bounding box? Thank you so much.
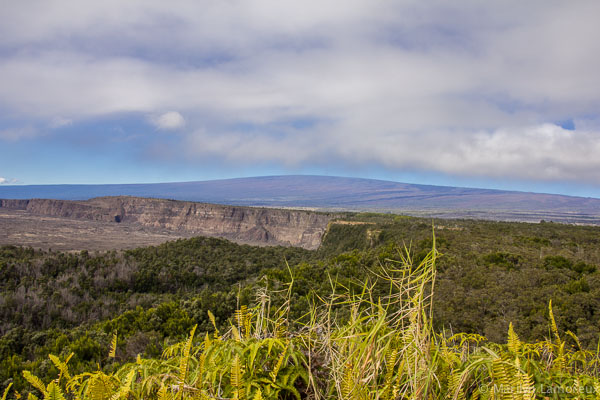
[82,372,118,400]
[447,370,466,400]
[548,301,562,346]
[231,325,242,342]
[507,323,521,355]
[157,385,171,400]
[270,346,288,382]
[109,370,136,400]
[341,362,354,400]
[382,348,398,400]
[1,383,12,400]
[44,383,65,400]
[108,332,117,359]
[179,325,197,384]
[23,371,48,397]
[49,353,73,382]
[207,310,220,339]
[235,305,250,338]
[231,354,245,400]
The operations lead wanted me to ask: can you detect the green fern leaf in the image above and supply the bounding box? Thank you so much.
[1,383,12,400]
[270,346,288,382]
[44,382,65,400]
[179,325,197,383]
[231,354,245,400]
[108,332,117,359]
[382,348,398,400]
[49,354,72,381]
[341,362,353,400]
[207,310,220,338]
[231,325,241,342]
[548,301,562,346]
[507,323,521,355]
[86,372,117,400]
[109,370,136,400]
[22,371,48,397]
[447,370,466,400]
[157,385,171,400]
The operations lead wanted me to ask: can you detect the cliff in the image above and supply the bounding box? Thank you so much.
[0,197,333,249]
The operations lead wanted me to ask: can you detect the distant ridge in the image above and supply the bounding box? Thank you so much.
[2,175,600,224]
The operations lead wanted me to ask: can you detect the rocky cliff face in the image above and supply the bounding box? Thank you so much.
[0,197,333,249]
[0,199,30,209]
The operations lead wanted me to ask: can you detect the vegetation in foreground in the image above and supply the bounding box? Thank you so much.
[6,238,600,400]
[2,215,600,398]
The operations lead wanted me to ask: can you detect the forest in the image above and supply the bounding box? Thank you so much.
[2,214,600,398]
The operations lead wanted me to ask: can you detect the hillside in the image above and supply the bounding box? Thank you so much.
[1,176,600,224]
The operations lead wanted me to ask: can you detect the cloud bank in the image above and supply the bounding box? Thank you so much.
[1,1,600,185]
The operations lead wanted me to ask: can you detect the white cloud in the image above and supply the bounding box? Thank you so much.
[0,177,18,185]
[151,111,186,130]
[49,116,73,128]
[0,1,600,184]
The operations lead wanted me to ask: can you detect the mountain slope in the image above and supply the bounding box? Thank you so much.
[1,175,600,223]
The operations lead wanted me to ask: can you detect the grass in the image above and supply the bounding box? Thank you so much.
[12,235,600,399]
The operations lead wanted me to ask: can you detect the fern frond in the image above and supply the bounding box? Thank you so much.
[447,370,466,400]
[507,323,521,355]
[548,300,562,346]
[231,325,242,342]
[274,313,286,339]
[270,346,288,382]
[44,382,65,400]
[341,362,353,400]
[554,341,566,371]
[382,348,398,400]
[109,370,135,400]
[179,324,197,383]
[23,371,48,397]
[1,383,12,400]
[566,330,583,351]
[231,354,245,400]
[517,369,535,400]
[491,357,509,398]
[84,372,118,400]
[244,310,253,339]
[158,384,172,400]
[235,305,248,338]
[203,332,212,351]
[108,332,117,359]
[49,354,72,381]
[207,310,220,339]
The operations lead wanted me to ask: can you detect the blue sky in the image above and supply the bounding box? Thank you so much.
[1,1,600,197]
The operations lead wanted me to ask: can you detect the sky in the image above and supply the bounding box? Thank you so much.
[1,1,600,197]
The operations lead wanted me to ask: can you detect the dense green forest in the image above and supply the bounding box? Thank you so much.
[2,214,600,397]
